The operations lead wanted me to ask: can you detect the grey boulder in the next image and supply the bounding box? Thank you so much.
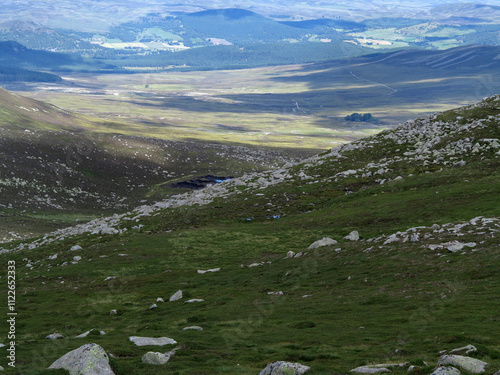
[438,355,489,374]
[308,237,338,250]
[169,290,183,302]
[141,350,176,365]
[259,361,310,375]
[431,367,461,375]
[129,336,177,346]
[344,231,360,241]
[48,343,115,375]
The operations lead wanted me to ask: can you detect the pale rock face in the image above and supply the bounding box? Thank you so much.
[259,361,311,375]
[48,343,115,375]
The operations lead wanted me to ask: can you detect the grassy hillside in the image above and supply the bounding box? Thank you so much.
[1,96,499,374]
[0,88,305,241]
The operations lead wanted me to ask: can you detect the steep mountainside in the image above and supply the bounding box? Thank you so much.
[1,96,499,374]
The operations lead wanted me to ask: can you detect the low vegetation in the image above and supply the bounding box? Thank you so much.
[1,96,499,374]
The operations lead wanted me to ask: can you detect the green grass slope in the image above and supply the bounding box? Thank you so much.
[1,96,499,374]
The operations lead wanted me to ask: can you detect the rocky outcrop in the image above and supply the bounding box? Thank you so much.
[48,343,115,375]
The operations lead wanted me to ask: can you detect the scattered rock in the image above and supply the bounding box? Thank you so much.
[157,297,165,303]
[438,355,489,373]
[149,304,158,310]
[46,333,64,340]
[344,231,360,241]
[70,245,83,251]
[197,268,221,274]
[447,344,478,355]
[267,291,284,296]
[109,310,117,315]
[48,254,58,260]
[431,367,461,375]
[285,251,295,259]
[169,290,183,302]
[259,361,310,375]
[75,329,106,338]
[73,256,82,262]
[129,336,177,346]
[183,326,203,331]
[184,299,205,303]
[48,343,115,375]
[307,237,338,250]
[141,349,176,365]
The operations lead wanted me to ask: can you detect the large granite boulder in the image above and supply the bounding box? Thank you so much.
[48,343,115,375]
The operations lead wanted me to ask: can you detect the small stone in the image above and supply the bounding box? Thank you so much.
[73,256,82,262]
[197,268,221,274]
[157,297,165,303]
[344,231,360,241]
[183,326,203,331]
[129,336,177,346]
[75,329,106,338]
[109,309,117,315]
[169,290,183,302]
[308,237,338,250]
[285,251,295,258]
[149,304,158,310]
[70,245,83,251]
[46,333,64,340]
[141,350,176,365]
[184,299,205,303]
[351,367,391,374]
